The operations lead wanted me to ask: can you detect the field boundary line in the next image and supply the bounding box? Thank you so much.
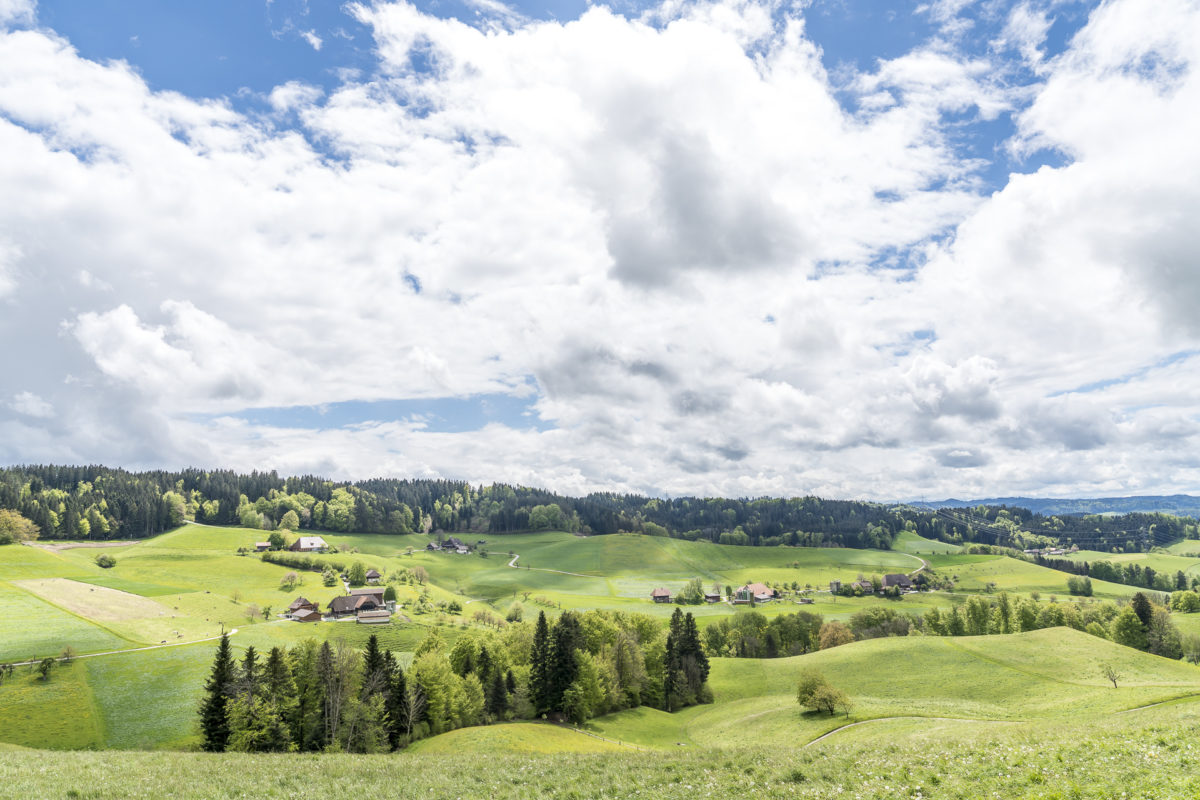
[1116,693,1200,714]
[805,715,1013,747]
[4,628,239,668]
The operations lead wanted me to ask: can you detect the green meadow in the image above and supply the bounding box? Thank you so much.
[3,521,1200,798]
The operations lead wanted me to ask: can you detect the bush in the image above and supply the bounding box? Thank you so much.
[95,553,117,569]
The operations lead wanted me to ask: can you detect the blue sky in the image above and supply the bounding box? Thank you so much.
[3,0,1200,499]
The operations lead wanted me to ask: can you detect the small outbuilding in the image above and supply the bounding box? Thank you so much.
[356,609,391,624]
[255,542,271,552]
[651,587,672,603]
[365,569,382,584]
[294,608,322,623]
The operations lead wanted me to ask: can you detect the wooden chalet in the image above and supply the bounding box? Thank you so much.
[287,596,318,619]
[255,542,271,552]
[293,608,322,623]
[704,591,723,603]
[365,569,382,584]
[651,587,672,603]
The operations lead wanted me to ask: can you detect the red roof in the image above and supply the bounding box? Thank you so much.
[651,588,671,597]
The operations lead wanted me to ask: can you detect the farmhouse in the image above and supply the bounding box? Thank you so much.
[328,590,385,618]
[365,569,381,584]
[733,583,776,604]
[651,587,672,603]
[882,574,913,591]
[290,536,328,553]
[287,597,318,619]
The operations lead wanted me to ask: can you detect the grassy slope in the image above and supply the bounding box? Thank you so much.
[588,627,1200,750]
[3,690,1200,798]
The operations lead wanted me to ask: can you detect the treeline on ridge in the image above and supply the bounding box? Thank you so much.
[1,464,1197,552]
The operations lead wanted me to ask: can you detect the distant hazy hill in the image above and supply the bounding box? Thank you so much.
[909,495,1200,518]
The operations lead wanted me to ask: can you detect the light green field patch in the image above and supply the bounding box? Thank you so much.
[0,661,105,749]
[15,578,177,622]
[0,582,132,660]
[407,722,629,754]
[893,529,962,554]
[0,544,93,581]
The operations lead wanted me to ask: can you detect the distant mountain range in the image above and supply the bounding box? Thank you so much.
[905,495,1200,518]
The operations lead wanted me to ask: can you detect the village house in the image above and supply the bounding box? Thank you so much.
[290,536,328,553]
[293,607,322,623]
[732,583,776,604]
[882,574,913,591]
[365,568,381,584]
[287,596,318,618]
[328,588,386,618]
[850,579,874,594]
[651,587,672,603]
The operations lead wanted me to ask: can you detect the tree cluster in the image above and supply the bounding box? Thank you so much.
[200,607,711,753]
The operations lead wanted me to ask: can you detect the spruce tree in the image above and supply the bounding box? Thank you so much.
[487,670,508,719]
[362,634,387,698]
[531,611,552,713]
[239,646,261,704]
[386,666,408,750]
[477,645,494,685]
[548,612,583,713]
[199,633,235,752]
[1131,592,1153,628]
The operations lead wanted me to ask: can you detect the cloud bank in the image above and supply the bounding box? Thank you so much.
[1,0,1199,500]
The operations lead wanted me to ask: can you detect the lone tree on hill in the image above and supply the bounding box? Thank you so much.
[1100,662,1122,689]
[796,669,851,716]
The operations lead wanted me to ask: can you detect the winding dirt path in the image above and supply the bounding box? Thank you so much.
[505,553,595,578]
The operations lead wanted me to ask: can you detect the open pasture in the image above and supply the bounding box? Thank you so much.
[407,722,629,754]
[0,582,132,661]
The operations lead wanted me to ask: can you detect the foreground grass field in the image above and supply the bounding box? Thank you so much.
[3,701,1200,799]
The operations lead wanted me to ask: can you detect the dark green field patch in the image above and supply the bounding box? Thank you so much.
[73,575,192,597]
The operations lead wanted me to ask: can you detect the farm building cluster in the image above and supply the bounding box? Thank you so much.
[425,536,485,554]
[286,587,395,625]
[829,573,918,596]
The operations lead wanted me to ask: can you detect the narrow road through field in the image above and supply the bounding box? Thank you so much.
[505,553,595,578]
[805,715,1012,747]
[5,628,239,668]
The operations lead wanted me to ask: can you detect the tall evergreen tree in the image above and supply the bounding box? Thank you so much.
[386,666,408,750]
[199,633,235,752]
[548,612,583,713]
[487,670,508,719]
[362,634,388,698]
[531,611,552,713]
[239,646,261,704]
[1131,592,1154,628]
